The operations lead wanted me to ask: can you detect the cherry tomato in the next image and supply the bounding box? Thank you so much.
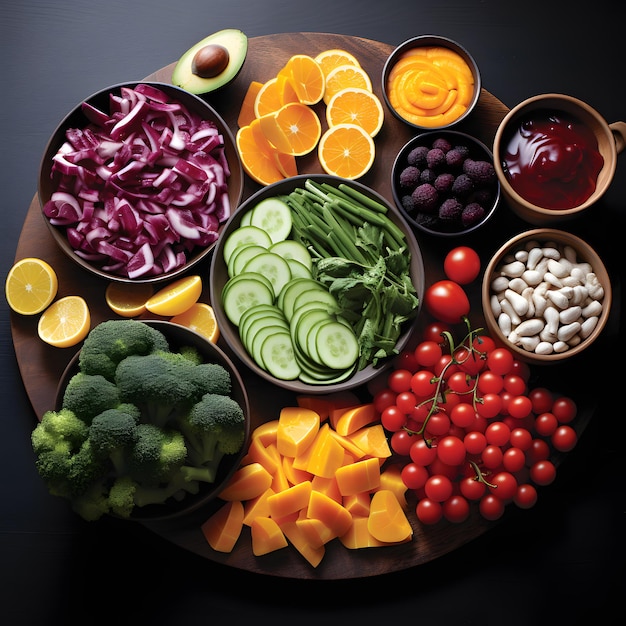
[421,321,452,345]
[423,412,451,437]
[460,475,486,500]
[471,333,496,355]
[425,474,454,502]
[414,340,443,367]
[464,430,487,455]
[388,369,413,393]
[411,369,438,397]
[395,391,417,415]
[424,280,470,325]
[488,471,518,501]
[401,462,429,490]
[551,396,577,423]
[528,387,554,414]
[534,412,558,437]
[373,388,396,413]
[507,394,533,419]
[380,405,406,432]
[443,495,471,523]
[486,348,514,375]
[390,429,414,456]
[443,246,481,284]
[509,427,533,451]
[551,425,577,452]
[476,392,503,419]
[410,437,438,466]
[481,444,504,469]
[530,459,557,486]
[455,346,486,376]
[526,438,550,464]
[502,446,526,473]
[450,403,477,429]
[416,498,443,525]
[436,435,466,466]
[395,349,420,373]
[477,371,504,394]
[479,494,506,521]
[514,483,538,509]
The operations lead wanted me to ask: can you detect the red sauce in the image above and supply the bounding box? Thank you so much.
[502,109,604,209]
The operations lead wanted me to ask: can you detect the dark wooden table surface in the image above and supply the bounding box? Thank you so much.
[1,1,624,624]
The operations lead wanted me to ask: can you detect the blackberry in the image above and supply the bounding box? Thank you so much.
[434,172,455,193]
[445,148,466,169]
[439,197,463,221]
[463,159,496,185]
[401,194,417,213]
[461,202,486,227]
[431,137,453,153]
[426,147,446,170]
[411,183,439,212]
[414,212,441,230]
[399,166,421,188]
[419,168,437,184]
[451,173,474,197]
[407,145,429,167]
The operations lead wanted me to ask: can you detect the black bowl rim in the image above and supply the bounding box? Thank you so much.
[209,173,425,394]
[391,129,501,237]
[38,81,244,285]
[381,34,482,131]
[55,319,251,521]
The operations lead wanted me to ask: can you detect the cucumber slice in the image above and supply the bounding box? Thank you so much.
[258,331,301,380]
[222,224,272,264]
[269,239,313,272]
[249,197,293,243]
[293,307,334,354]
[239,209,252,227]
[276,277,320,313]
[312,320,360,370]
[279,278,328,322]
[228,244,268,277]
[242,251,293,298]
[286,258,312,279]
[248,323,290,368]
[222,273,275,326]
[292,288,338,315]
[239,305,287,348]
[242,310,289,352]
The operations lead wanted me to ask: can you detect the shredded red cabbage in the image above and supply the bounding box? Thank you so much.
[43,84,232,278]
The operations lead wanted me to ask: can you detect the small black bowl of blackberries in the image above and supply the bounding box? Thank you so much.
[391,130,500,236]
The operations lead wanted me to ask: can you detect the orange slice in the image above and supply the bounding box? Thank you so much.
[254,76,299,118]
[236,123,285,186]
[5,257,58,315]
[314,49,361,78]
[281,54,325,105]
[238,80,263,127]
[323,64,372,105]
[259,102,321,157]
[318,123,375,180]
[37,295,90,348]
[145,274,203,317]
[105,281,154,318]
[170,302,220,343]
[326,87,385,137]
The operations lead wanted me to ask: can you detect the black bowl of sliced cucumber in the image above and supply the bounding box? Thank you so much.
[209,174,425,394]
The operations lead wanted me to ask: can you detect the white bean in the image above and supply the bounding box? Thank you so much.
[500,261,526,277]
[547,258,569,278]
[546,289,569,309]
[508,277,528,293]
[535,341,555,355]
[491,276,509,292]
[557,321,582,342]
[582,300,602,318]
[515,318,545,336]
[498,312,512,335]
[580,316,599,338]
[505,288,530,316]
[559,305,582,325]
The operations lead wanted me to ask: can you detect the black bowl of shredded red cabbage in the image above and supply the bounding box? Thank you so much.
[38,82,243,283]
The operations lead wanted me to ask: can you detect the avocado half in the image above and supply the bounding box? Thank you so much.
[172,29,248,95]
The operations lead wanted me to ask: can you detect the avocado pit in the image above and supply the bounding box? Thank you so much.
[192,44,230,78]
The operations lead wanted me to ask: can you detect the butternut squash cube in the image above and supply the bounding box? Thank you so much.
[342,491,371,517]
[379,464,409,509]
[201,500,245,552]
[347,424,392,459]
[339,515,387,549]
[247,436,280,474]
[295,517,335,548]
[367,489,413,543]
[306,423,345,478]
[282,454,313,485]
[276,406,320,457]
[219,462,273,501]
[251,419,279,446]
[267,481,312,519]
[250,516,288,556]
[335,456,381,496]
[242,487,275,526]
[333,403,377,436]
[306,489,353,537]
[280,520,326,568]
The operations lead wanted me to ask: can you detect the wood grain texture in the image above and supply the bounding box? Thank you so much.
[13,32,593,580]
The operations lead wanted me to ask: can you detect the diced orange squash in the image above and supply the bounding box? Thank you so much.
[276,406,320,457]
[306,423,346,478]
[219,462,273,501]
[306,489,353,537]
[367,489,413,543]
[310,475,342,503]
[242,487,275,526]
[238,80,263,127]
[342,491,371,517]
[282,454,313,485]
[250,516,288,556]
[280,520,326,568]
[333,403,377,436]
[251,419,279,447]
[335,456,381,496]
[328,403,361,428]
[339,515,388,549]
[296,390,360,421]
[295,517,335,548]
[347,424,392,460]
[201,500,245,552]
[247,436,280,474]
[379,464,409,509]
[267,481,312,519]
[270,456,290,493]
[330,429,366,460]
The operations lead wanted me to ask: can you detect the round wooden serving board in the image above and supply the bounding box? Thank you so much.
[11,33,601,580]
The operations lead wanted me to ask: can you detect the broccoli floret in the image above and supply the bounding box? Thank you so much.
[128,423,188,485]
[61,372,121,424]
[192,362,233,396]
[107,475,138,518]
[32,408,88,455]
[178,393,246,482]
[78,319,170,381]
[88,408,139,475]
[178,344,204,365]
[70,480,111,522]
[115,351,204,426]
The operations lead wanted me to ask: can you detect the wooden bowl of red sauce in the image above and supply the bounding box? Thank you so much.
[493,93,626,225]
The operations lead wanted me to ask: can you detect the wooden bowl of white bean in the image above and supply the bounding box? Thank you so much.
[481,228,612,364]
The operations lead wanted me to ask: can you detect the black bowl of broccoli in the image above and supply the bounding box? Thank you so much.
[33,319,251,522]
